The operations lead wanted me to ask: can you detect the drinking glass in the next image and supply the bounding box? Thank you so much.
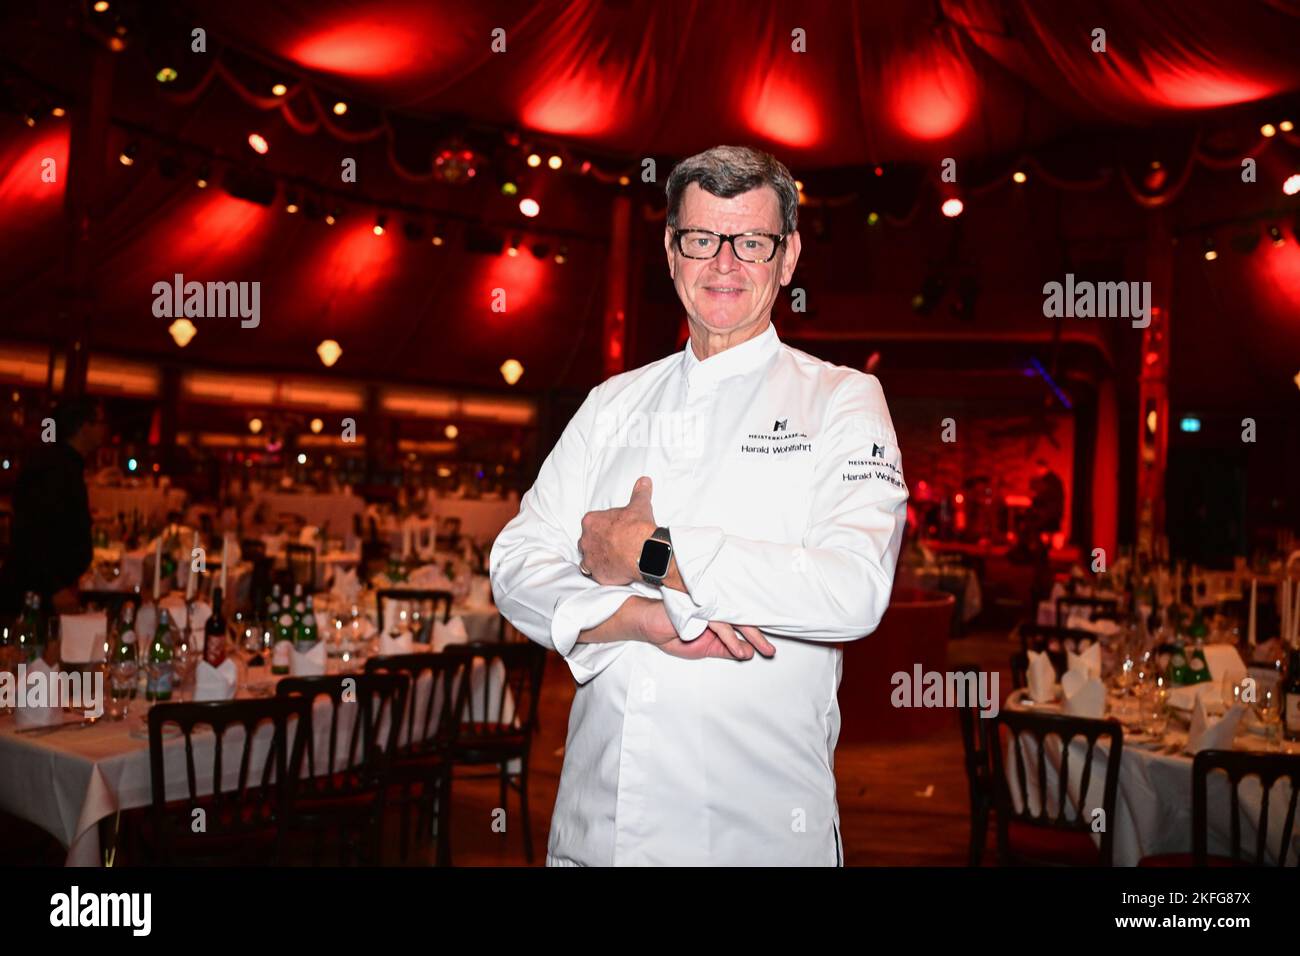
[1256,688,1281,751]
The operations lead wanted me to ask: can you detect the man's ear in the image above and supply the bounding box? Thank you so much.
[779,230,802,286]
[664,227,677,279]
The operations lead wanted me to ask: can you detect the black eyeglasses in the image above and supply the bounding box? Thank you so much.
[672,229,786,263]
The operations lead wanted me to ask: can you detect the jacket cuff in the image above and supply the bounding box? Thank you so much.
[550,585,640,657]
[660,586,710,641]
[666,525,725,616]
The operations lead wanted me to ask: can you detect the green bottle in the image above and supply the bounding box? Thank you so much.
[145,608,175,701]
[294,593,318,652]
[271,598,294,675]
[111,603,139,701]
[1187,636,1212,684]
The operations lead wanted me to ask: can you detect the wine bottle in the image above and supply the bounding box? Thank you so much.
[145,608,174,701]
[204,587,227,668]
[1283,650,1300,743]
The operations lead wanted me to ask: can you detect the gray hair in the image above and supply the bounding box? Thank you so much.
[665,145,798,236]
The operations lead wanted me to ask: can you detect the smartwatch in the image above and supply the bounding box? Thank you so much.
[637,526,673,586]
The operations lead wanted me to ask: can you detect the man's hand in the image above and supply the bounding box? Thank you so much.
[634,600,776,661]
[578,477,657,585]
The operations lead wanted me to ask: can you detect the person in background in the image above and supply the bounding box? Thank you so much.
[0,398,105,616]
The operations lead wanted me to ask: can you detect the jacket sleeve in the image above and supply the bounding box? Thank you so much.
[490,386,647,683]
[664,374,908,642]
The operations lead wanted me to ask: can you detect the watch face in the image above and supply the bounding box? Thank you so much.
[638,538,672,578]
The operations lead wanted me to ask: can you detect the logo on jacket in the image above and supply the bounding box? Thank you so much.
[773,419,787,431]
[872,442,886,458]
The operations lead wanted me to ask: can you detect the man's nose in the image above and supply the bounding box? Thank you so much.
[711,240,739,271]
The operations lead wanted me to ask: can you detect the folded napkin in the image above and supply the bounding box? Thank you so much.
[1185,699,1246,754]
[331,567,361,605]
[1061,669,1106,718]
[159,596,212,635]
[378,631,414,656]
[1202,644,1247,681]
[289,641,326,676]
[298,526,320,545]
[1167,681,1225,713]
[1067,641,1102,680]
[1027,650,1057,703]
[431,615,469,651]
[60,612,108,664]
[13,660,66,728]
[194,658,238,701]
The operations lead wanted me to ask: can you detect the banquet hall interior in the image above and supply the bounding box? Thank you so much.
[1,0,1299,869]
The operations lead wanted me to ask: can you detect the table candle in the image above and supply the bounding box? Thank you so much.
[1247,577,1257,646]
[153,535,162,600]
[185,530,199,599]
[220,533,229,597]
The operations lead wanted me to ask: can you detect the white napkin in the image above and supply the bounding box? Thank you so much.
[194,658,238,701]
[331,567,361,605]
[1027,649,1057,703]
[60,613,108,664]
[1185,700,1246,754]
[469,576,493,606]
[159,596,212,634]
[1060,670,1106,718]
[1167,681,1224,713]
[1202,644,1247,682]
[378,632,414,656]
[298,526,320,545]
[289,641,326,676]
[13,660,65,728]
[431,615,469,651]
[1067,642,1102,680]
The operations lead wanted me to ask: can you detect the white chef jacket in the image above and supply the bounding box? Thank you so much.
[490,322,908,865]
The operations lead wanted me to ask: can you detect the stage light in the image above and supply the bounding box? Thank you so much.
[22,113,36,127]
[1203,238,1217,260]
[526,153,541,167]
[108,36,125,52]
[247,132,269,154]
[1294,370,1300,391]
[874,166,884,177]
[1269,224,1286,246]
[310,418,324,434]
[297,453,307,464]
[444,424,459,439]
[617,175,629,186]
[501,181,518,196]
[317,339,342,367]
[1012,170,1027,184]
[373,213,387,236]
[519,197,540,217]
[168,319,196,347]
[248,418,263,434]
[324,212,336,225]
[867,211,880,226]
[547,155,562,170]
[285,193,299,214]
[126,458,137,472]
[155,67,177,83]
[1179,416,1201,433]
[580,160,591,174]
[51,106,66,117]
[795,180,804,192]
[1284,173,1300,196]
[1261,123,1277,137]
[554,245,567,264]
[431,233,443,246]
[195,163,210,188]
[271,83,287,97]
[500,359,524,385]
[332,101,347,116]
[1281,120,1294,133]
[506,235,520,257]
[93,1,109,10]
[118,143,137,166]
[941,197,963,218]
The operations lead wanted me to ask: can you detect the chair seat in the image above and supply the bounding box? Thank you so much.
[290,772,382,815]
[1006,820,1103,866]
[130,797,279,864]
[1138,852,1244,867]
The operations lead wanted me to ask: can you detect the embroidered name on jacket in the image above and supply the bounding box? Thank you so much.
[741,422,812,456]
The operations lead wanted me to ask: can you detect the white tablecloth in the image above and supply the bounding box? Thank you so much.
[257,493,365,537]
[1002,691,1300,865]
[88,487,186,523]
[0,656,515,867]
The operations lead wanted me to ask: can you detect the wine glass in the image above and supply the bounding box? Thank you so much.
[1255,688,1281,751]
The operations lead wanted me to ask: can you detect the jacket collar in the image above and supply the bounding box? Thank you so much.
[680,321,780,390]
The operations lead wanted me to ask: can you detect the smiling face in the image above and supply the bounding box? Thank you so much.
[665,182,800,354]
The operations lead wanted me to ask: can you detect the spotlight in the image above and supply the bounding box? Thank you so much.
[126,458,136,472]
[332,101,347,116]
[310,418,324,434]
[1012,170,1027,184]
[526,153,541,167]
[499,358,524,385]
[324,209,337,226]
[1284,173,1300,196]
[911,275,946,315]
[271,83,287,97]
[249,418,263,435]
[501,181,518,196]
[118,143,138,166]
[51,106,66,117]
[296,453,307,465]
[155,67,178,83]
[444,424,459,439]
[867,211,880,226]
[317,339,342,367]
[108,36,125,52]
[795,180,804,192]
[1281,120,1295,133]
[547,154,562,170]
[941,197,963,218]
[247,132,269,154]
[373,213,387,236]
[22,113,36,127]
[519,197,540,217]
[554,245,567,264]
[431,231,444,246]
[1261,123,1277,138]
[93,0,109,10]
[580,160,591,173]
[617,175,629,186]
[168,318,197,347]
[195,162,210,188]
[1269,224,1285,246]
[1203,238,1217,261]
[284,190,300,214]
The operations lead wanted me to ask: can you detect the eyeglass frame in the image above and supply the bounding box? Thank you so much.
[670,228,787,264]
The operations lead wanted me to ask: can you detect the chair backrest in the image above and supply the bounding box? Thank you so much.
[147,696,305,864]
[1056,596,1119,629]
[277,672,408,801]
[990,708,1123,865]
[364,652,467,757]
[285,543,317,590]
[1016,623,1096,678]
[1192,749,1300,866]
[954,663,995,809]
[443,641,546,738]
[239,538,268,562]
[376,589,454,633]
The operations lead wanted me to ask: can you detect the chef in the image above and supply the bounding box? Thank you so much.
[490,145,908,865]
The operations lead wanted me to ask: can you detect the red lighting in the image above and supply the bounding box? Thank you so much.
[941,197,964,218]
[889,46,974,140]
[954,493,965,504]
[1144,351,1160,366]
[247,132,269,154]
[745,76,820,147]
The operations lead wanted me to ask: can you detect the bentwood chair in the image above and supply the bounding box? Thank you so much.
[285,543,318,591]
[142,697,307,865]
[990,709,1123,866]
[376,589,454,639]
[443,641,547,862]
[1014,623,1098,683]
[277,673,409,865]
[364,653,468,864]
[954,664,996,865]
[1140,750,1300,866]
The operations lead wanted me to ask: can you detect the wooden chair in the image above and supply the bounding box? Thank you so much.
[376,589,454,637]
[143,697,306,865]
[285,543,317,592]
[1014,622,1097,682]
[1141,750,1300,866]
[276,673,409,865]
[954,664,995,865]
[435,516,462,552]
[443,641,547,862]
[1055,596,1119,630]
[364,653,468,864]
[990,709,1123,865]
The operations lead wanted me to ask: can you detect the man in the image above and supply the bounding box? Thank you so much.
[491,146,908,865]
[0,398,103,615]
